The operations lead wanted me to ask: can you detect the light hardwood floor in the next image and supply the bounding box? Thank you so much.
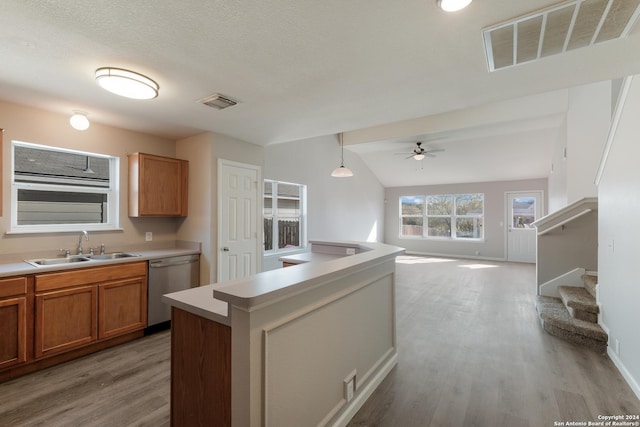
[1,256,638,426]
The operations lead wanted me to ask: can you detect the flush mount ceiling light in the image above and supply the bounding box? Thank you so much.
[95,67,159,100]
[331,133,354,178]
[437,0,472,12]
[69,111,90,131]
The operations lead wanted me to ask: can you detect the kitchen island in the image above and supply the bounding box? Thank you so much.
[163,241,404,427]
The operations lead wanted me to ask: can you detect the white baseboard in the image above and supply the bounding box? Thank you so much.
[331,352,398,427]
[538,268,586,298]
[607,347,640,401]
[403,250,505,262]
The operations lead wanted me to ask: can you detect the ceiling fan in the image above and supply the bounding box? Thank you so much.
[396,142,445,160]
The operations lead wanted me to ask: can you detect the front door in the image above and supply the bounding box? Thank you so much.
[506,191,543,263]
[218,160,260,282]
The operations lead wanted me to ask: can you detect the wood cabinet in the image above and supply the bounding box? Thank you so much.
[0,277,28,369]
[34,285,97,358]
[34,262,147,359]
[128,152,188,217]
[98,277,147,339]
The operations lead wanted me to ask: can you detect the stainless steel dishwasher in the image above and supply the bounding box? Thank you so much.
[147,254,199,332]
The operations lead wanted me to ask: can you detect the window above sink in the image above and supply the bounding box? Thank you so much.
[10,141,120,234]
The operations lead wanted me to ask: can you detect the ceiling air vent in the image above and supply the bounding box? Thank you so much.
[199,93,238,110]
[483,0,640,72]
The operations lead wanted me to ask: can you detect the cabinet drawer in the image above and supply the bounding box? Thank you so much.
[35,261,147,292]
[0,277,27,298]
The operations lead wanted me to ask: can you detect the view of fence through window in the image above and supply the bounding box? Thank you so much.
[263,180,306,251]
[400,193,484,239]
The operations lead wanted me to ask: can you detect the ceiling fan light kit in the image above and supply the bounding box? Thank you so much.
[396,141,445,162]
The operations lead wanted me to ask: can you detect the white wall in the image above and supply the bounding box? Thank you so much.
[598,75,640,399]
[548,119,568,213]
[176,132,264,284]
[263,135,385,270]
[566,81,611,204]
[176,132,214,285]
[548,81,611,213]
[384,178,547,260]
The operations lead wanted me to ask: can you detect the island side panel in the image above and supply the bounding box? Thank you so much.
[170,307,231,427]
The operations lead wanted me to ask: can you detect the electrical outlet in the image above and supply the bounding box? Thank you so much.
[346,248,356,255]
[145,232,153,242]
[615,339,620,356]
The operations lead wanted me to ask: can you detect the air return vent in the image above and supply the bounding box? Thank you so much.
[199,93,238,110]
[483,0,640,71]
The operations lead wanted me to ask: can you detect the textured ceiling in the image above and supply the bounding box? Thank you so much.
[2,1,640,185]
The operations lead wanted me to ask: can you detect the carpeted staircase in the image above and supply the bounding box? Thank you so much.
[535,273,608,353]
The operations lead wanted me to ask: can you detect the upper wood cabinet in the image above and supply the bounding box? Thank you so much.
[128,152,188,217]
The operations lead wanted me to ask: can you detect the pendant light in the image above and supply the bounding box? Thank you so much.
[331,133,353,177]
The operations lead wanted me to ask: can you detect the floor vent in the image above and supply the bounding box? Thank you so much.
[482,0,640,72]
[199,93,238,110]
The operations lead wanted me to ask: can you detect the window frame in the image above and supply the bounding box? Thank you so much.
[263,179,307,255]
[399,193,485,241]
[10,140,120,234]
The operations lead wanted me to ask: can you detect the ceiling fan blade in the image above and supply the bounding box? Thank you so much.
[425,148,445,153]
[425,153,437,158]
[405,154,415,159]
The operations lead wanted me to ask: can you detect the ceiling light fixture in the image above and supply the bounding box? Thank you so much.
[437,0,472,12]
[414,153,425,161]
[69,111,90,131]
[331,133,354,178]
[95,67,159,100]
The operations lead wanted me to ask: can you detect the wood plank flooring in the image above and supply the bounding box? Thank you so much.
[1,256,638,426]
[348,256,640,427]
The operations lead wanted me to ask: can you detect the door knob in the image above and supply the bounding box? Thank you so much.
[222,247,230,252]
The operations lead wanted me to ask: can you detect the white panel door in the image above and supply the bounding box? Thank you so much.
[218,160,260,282]
[506,191,543,263]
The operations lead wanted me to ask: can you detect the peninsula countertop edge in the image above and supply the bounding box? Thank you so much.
[213,241,405,312]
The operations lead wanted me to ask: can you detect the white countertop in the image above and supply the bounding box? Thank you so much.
[162,284,230,326]
[0,246,200,278]
[279,252,343,264]
[161,241,403,324]
[215,241,404,311]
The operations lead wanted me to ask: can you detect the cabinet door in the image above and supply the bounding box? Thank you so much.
[0,297,27,369]
[35,286,97,358]
[140,154,187,216]
[98,278,147,339]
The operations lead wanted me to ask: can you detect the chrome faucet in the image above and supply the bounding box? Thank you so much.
[77,230,89,255]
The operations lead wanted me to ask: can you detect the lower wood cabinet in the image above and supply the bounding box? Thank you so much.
[34,261,147,359]
[35,285,97,358]
[0,277,28,370]
[98,278,147,339]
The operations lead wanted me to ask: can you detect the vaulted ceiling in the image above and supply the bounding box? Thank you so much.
[2,1,640,186]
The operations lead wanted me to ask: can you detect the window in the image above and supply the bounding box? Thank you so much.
[400,193,484,240]
[11,141,119,232]
[263,180,306,253]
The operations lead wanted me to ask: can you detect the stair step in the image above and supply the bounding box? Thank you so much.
[582,273,598,299]
[535,295,607,353]
[558,285,599,323]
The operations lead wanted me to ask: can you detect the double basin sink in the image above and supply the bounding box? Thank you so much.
[26,252,140,267]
